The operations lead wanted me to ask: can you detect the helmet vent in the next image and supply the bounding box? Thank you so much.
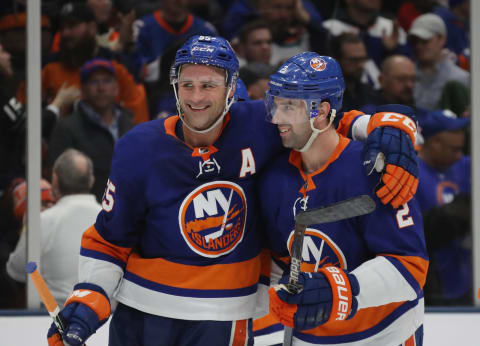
[216,52,231,61]
[303,84,319,91]
[178,49,189,57]
[283,83,298,90]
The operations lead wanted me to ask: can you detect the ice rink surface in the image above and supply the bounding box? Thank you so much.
[0,310,479,346]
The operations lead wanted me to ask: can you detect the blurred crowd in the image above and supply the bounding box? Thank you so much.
[0,0,472,309]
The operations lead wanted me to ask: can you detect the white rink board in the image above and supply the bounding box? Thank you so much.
[0,312,479,345]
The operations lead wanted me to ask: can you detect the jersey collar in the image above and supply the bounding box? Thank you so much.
[288,135,350,194]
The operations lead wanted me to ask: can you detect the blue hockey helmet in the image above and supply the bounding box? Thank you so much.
[265,52,345,123]
[170,35,240,134]
[170,35,239,88]
[234,77,250,101]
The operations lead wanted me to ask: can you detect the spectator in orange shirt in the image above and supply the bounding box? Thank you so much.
[47,58,135,201]
[17,3,148,123]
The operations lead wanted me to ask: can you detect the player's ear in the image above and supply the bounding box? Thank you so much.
[313,101,331,128]
[318,101,331,120]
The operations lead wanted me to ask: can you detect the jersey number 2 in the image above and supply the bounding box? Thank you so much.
[396,203,414,228]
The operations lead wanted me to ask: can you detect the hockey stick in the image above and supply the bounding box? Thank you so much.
[26,262,85,346]
[283,194,376,346]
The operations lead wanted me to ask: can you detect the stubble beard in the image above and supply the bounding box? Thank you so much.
[58,34,97,70]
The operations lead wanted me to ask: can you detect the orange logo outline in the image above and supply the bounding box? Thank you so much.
[287,228,347,271]
[178,181,247,258]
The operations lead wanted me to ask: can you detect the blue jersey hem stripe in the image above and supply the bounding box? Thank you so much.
[124,271,258,298]
[80,248,126,269]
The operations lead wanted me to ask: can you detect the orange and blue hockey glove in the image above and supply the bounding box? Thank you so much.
[47,283,111,346]
[269,267,359,330]
[363,104,419,208]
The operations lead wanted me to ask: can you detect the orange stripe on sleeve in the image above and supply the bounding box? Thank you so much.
[304,301,404,337]
[253,313,280,332]
[81,225,132,263]
[336,110,364,137]
[381,254,429,288]
[404,334,415,346]
[65,289,111,321]
[126,252,261,290]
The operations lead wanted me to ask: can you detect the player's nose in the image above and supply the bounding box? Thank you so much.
[271,109,286,124]
[189,87,206,103]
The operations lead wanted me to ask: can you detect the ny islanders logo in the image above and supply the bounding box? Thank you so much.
[437,181,459,205]
[310,57,326,71]
[179,181,247,258]
[287,228,347,271]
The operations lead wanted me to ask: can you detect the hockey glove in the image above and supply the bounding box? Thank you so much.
[269,267,359,330]
[364,105,419,208]
[47,283,111,346]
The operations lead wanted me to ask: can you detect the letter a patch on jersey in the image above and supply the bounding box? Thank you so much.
[178,181,247,258]
[239,148,256,178]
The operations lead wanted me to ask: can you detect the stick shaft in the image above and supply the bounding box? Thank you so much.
[28,263,69,334]
[29,269,58,314]
[283,195,376,345]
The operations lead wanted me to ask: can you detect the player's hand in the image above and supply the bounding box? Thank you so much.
[47,283,111,346]
[268,267,359,330]
[294,0,310,24]
[363,105,419,208]
[116,9,136,52]
[382,20,400,51]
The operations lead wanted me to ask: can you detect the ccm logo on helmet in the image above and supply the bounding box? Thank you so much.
[192,46,214,53]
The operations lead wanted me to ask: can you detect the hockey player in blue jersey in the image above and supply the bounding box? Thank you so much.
[258,52,428,345]
[46,36,420,346]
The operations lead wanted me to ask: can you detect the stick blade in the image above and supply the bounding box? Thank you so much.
[295,194,376,226]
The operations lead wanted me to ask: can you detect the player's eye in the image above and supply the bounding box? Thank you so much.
[202,83,216,89]
[280,104,294,111]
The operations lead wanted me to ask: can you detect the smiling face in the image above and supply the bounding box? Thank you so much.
[270,97,312,149]
[177,64,231,131]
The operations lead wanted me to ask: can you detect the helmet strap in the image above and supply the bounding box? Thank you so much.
[297,109,337,152]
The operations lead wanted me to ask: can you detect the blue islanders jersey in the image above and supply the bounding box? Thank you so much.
[133,11,217,81]
[78,100,282,321]
[416,156,470,212]
[255,137,428,345]
[417,156,471,301]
